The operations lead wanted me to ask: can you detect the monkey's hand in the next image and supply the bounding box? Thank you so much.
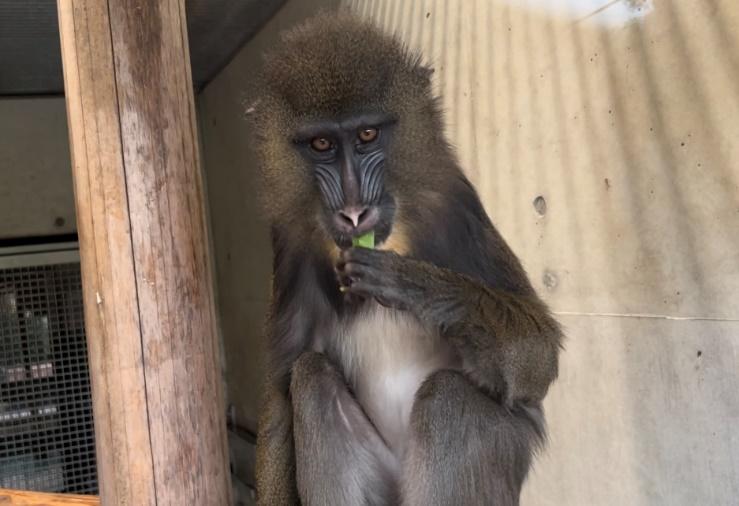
[337,247,561,405]
[336,247,421,310]
[337,247,476,319]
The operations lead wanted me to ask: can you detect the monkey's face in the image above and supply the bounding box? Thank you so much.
[257,14,438,250]
[292,111,398,249]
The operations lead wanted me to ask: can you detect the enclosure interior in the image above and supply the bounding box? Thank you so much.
[1,0,738,505]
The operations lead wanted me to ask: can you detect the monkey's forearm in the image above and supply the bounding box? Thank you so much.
[403,258,561,403]
[401,259,548,336]
[340,248,561,403]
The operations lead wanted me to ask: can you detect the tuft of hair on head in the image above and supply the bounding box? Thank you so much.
[257,11,433,119]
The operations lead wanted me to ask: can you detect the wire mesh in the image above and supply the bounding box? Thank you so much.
[0,261,97,494]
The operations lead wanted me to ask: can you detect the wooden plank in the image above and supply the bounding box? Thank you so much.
[0,489,99,506]
[56,1,232,505]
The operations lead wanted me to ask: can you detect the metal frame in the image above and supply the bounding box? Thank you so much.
[0,242,80,269]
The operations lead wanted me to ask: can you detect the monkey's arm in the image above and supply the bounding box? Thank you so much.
[338,248,561,405]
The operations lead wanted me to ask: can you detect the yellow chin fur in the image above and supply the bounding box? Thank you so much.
[377,220,410,255]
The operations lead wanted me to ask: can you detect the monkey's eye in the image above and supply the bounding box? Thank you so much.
[310,137,333,152]
[358,127,379,143]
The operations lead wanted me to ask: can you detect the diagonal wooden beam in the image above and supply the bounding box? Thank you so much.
[0,488,99,505]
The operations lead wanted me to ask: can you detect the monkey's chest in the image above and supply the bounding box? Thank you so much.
[335,306,457,455]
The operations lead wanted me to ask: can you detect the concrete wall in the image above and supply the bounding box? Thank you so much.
[341,1,739,504]
[0,98,76,239]
[199,0,739,503]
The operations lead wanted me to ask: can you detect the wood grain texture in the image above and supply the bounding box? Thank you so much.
[0,489,99,506]
[56,1,231,504]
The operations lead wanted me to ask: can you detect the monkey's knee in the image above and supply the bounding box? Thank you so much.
[406,370,542,505]
[411,370,478,430]
[291,351,334,381]
[412,369,544,441]
[415,370,470,405]
[290,351,341,392]
[289,351,348,419]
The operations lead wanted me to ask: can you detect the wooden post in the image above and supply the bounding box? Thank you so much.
[56,1,232,504]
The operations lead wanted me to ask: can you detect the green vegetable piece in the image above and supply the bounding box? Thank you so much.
[352,231,375,249]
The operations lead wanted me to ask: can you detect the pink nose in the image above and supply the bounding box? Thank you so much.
[333,205,379,234]
[338,206,369,228]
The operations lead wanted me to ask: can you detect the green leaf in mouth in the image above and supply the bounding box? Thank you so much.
[352,231,375,249]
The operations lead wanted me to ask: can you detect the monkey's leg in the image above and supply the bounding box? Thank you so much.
[255,384,298,505]
[402,370,545,506]
[291,351,399,506]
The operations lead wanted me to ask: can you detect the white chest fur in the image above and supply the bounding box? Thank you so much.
[335,306,457,455]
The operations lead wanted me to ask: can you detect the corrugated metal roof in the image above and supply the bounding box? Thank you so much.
[0,0,285,95]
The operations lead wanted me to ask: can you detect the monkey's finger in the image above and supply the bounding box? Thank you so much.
[374,296,404,309]
[375,296,409,311]
[342,290,365,304]
[335,262,358,282]
[340,246,389,266]
[337,273,357,288]
[335,256,368,273]
[342,262,388,286]
[345,280,378,297]
[348,280,403,304]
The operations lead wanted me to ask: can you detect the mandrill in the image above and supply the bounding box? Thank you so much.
[251,12,562,506]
